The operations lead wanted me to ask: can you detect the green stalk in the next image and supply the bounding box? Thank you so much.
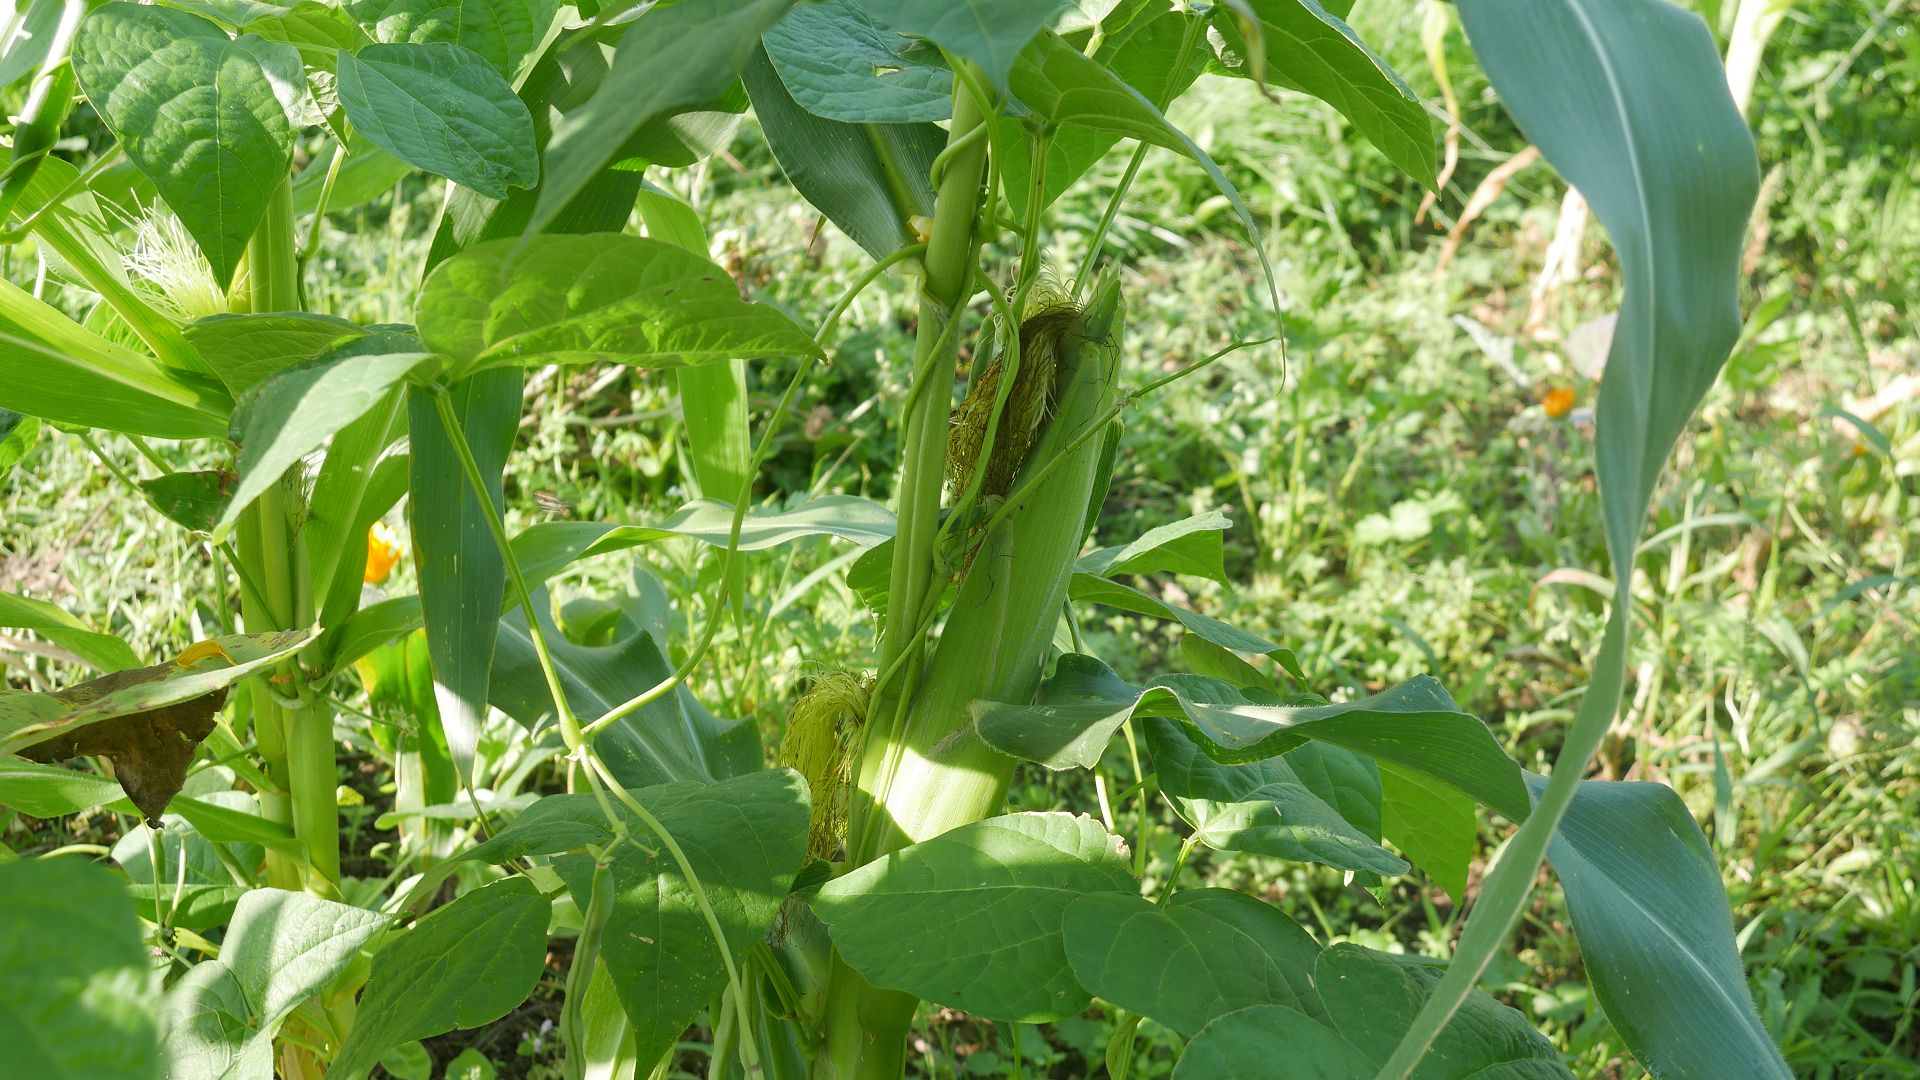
[824,281,1125,1080]
[561,856,614,1080]
[231,177,339,890]
[819,71,994,1080]
[848,62,993,858]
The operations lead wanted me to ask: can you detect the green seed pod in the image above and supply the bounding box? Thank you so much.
[945,292,1084,501]
[776,671,871,861]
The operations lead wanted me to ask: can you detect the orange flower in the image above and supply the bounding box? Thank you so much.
[1542,387,1577,419]
[364,521,402,584]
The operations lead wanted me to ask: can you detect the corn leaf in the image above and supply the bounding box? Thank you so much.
[407,370,519,784]
[0,590,141,673]
[1382,0,1768,1072]
[530,0,795,236]
[1208,0,1435,187]
[0,278,230,439]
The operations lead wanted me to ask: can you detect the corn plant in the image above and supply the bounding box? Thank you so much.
[0,0,1789,1078]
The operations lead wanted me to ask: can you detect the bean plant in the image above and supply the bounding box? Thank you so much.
[0,0,1787,1077]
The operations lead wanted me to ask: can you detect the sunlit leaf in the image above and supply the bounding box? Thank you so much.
[73,3,302,286]
[812,812,1133,1021]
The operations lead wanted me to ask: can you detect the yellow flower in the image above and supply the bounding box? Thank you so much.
[364,521,402,584]
[1542,387,1577,419]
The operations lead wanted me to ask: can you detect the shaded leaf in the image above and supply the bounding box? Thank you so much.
[741,44,942,259]
[1063,889,1322,1036]
[140,470,236,534]
[184,312,370,397]
[0,859,160,1078]
[337,42,538,199]
[214,335,435,538]
[346,0,555,77]
[331,878,550,1077]
[1147,716,1404,875]
[532,0,795,235]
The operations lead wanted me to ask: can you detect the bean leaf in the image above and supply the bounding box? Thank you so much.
[811,812,1134,1021]
[330,878,551,1078]
[416,233,819,376]
[73,3,303,287]
[337,42,538,199]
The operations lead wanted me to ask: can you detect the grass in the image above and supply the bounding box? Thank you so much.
[2,1,1916,1076]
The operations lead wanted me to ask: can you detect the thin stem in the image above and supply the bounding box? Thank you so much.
[560,853,614,1080]
[1073,11,1206,294]
[431,386,584,749]
[584,753,759,1076]
[300,140,348,266]
[577,245,922,739]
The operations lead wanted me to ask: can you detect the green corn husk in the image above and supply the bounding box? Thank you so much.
[854,271,1125,859]
[945,293,1083,501]
[777,671,872,861]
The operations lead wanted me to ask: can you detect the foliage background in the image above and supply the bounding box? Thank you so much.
[1,0,1915,1076]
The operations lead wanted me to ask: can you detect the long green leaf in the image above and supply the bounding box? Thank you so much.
[1531,775,1788,1078]
[72,3,301,287]
[406,371,520,783]
[0,279,230,439]
[0,590,140,673]
[1208,0,1435,186]
[530,0,795,236]
[1380,0,1763,1073]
